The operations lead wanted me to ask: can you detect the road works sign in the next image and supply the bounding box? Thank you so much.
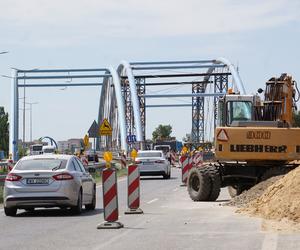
[99,119,113,136]
[88,120,99,138]
[83,134,89,147]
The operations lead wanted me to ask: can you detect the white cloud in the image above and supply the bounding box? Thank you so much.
[0,0,299,47]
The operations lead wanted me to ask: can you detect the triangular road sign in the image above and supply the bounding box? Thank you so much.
[99,118,112,136]
[217,129,229,141]
[88,120,99,138]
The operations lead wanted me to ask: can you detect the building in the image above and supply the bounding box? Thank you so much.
[57,138,84,154]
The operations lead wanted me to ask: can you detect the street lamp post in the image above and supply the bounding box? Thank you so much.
[26,102,38,142]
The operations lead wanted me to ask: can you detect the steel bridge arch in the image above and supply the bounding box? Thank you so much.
[97,67,127,153]
[116,58,245,146]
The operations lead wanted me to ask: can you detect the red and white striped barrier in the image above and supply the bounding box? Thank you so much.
[125,164,143,214]
[7,159,14,172]
[121,154,127,169]
[192,152,203,167]
[80,155,89,167]
[180,155,190,185]
[97,168,123,229]
[171,151,176,166]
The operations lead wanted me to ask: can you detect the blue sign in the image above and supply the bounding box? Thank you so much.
[127,135,137,143]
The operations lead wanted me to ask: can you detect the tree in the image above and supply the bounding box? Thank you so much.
[152,124,172,141]
[0,107,9,157]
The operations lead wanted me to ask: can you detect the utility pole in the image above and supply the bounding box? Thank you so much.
[23,74,26,147]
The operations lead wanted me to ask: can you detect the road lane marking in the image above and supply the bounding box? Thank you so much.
[173,188,178,192]
[147,198,158,204]
[93,218,152,250]
[261,233,278,250]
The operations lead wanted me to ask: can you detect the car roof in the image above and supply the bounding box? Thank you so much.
[19,154,74,161]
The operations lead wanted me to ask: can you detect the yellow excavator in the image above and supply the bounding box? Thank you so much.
[187,73,300,201]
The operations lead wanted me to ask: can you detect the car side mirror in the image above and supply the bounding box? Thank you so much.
[88,167,96,174]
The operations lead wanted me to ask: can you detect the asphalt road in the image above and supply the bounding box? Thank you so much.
[0,167,299,250]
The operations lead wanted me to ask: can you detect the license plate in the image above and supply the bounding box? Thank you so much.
[143,162,154,165]
[26,178,49,185]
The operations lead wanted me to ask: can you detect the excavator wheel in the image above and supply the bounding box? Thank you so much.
[206,164,221,201]
[187,167,211,201]
[260,167,289,181]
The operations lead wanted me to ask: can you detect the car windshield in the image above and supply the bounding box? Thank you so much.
[137,152,162,158]
[14,159,67,171]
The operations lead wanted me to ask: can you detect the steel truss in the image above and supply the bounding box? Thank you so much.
[117,58,245,146]
[10,67,127,161]
[191,81,206,144]
[214,74,229,129]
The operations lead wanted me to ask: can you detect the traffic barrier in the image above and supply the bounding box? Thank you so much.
[171,151,176,166]
[121,153,127,169]
[97,168,123,229]
[192,152,203,167]
[125,164,143,214]
[80,155,89,167]
[180,155,190,185]
[7,160,14,172]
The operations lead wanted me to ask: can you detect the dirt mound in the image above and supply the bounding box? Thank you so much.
[239,167,300,223]
[225,176,283,208]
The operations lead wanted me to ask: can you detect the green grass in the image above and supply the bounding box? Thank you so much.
[0,168,8,174]
[91,167,127,184]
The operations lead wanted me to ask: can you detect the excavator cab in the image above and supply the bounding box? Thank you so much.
[217,94,259,127]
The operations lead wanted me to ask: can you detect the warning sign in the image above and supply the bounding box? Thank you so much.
[99,119,112,136]
[217,129,228,142]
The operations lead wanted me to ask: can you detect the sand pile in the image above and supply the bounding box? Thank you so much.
[225,176,282,208]
[239,167,300,223]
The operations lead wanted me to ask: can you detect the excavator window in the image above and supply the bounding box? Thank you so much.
[226,101,252,125]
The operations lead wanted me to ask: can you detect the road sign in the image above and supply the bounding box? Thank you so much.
[127,135,137,143]
[88,120,99,138]
[83,134,89,148]
[99,119,113,136]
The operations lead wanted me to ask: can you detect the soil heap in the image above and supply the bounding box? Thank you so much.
[239,167,300,223]
[225,176,282,208]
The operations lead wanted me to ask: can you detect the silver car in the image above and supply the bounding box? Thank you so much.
[136,150,171,179]
[3,154,96,216]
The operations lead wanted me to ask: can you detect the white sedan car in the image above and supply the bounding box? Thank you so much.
[136,150,171,179]
[3,154,96,216]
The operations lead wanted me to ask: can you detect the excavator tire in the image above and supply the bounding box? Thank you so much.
[206,164,221,201]
[187,167,211,201]
[261,167,289,181]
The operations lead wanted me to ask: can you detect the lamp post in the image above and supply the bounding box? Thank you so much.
[25,102,39,142]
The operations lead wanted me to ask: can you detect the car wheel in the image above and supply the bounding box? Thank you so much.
[71,190,82,215]
[4,207,17,216]
[85,187,96,210]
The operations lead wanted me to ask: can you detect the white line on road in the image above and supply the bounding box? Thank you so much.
[261,233,278,250]
[147,198,158,204]
[173,188,178,192]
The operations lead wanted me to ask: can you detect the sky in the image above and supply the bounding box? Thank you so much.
[0,0,299,143]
